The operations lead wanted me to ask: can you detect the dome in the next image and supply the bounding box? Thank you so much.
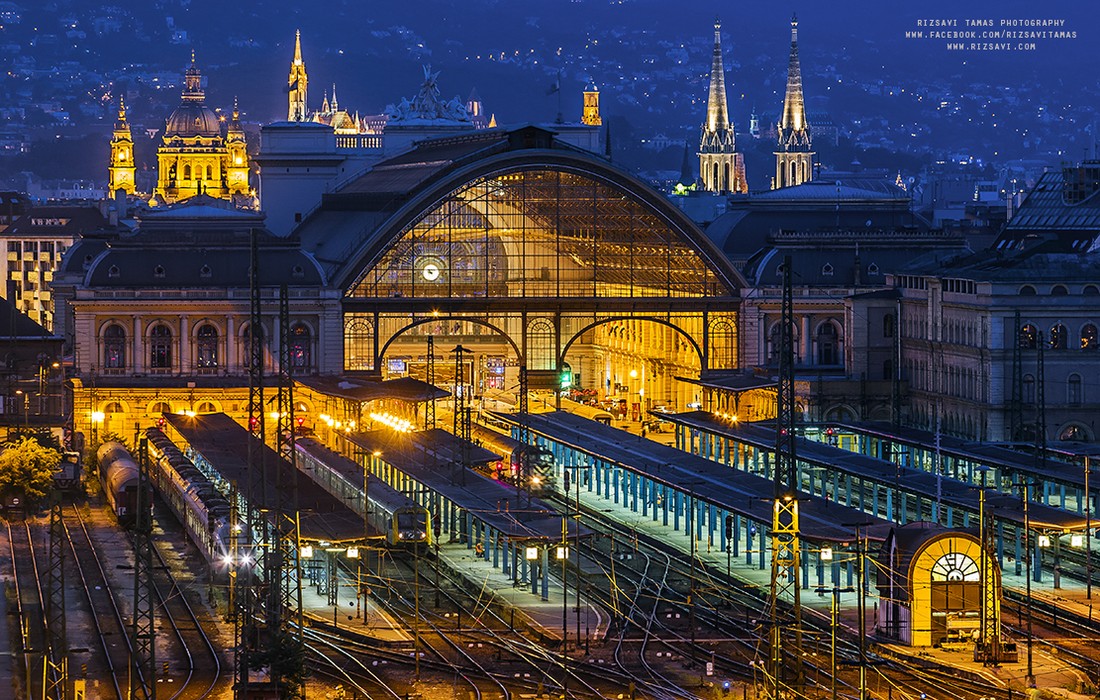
[164,103,222,138]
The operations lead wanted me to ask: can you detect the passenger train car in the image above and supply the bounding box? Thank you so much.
[293,438,430,546]
[143,428,236,569]
[470,423,555,496]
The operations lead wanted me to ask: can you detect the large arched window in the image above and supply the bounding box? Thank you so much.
[1019,324,1038,349]
[709,319,736,370]
[183,163,191,180]
[816,321,843,366]
[1082,324,1098,350]
[196,324,219,369]
[150,324,173,370]
[344,316,374,371]
[768,322,799,366]
[290,323,312,371]
[104,324,126,370]
[1049,324,1067,350]
[527,318,555,370]
[240,323,265,369]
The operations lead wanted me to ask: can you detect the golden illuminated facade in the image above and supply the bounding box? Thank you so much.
[288,30,308,122]
[774,14,814,189]
[698,22,747,194]
[153,54,252,205]
[582,86,601,127]
[107,97,135,194]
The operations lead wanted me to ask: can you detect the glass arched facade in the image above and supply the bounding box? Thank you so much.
[348,169,727,300]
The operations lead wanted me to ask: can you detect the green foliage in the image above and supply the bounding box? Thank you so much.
[7,428,62,452]
[254,629,307,699]
[0,436,62,502]
[83,430,130,476]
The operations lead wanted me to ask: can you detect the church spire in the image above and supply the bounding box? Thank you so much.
[773,13,814,189]
[705,20,729,134]
[780,14,807,133]
[288,29,309,121]
[698,20,747,194]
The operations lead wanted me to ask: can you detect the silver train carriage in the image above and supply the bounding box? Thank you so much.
[294,438,430,546]
[470,423,555,495]
[97,442,149,527]
[144,428,236,569]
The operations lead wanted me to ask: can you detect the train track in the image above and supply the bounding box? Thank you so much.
[7,519,50,700]
[62,504,135,700]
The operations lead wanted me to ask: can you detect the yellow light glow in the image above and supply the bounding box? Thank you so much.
[270,411,281,421]
[185,410,196,417]
[91,411,105,423]
[555,546,568,560]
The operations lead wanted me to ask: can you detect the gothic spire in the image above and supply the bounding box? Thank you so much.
[779,13,807,134]
[293,29,303,66]
[705,20,730,134]
[288,30,309,121]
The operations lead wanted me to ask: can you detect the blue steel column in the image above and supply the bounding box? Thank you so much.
[673,491,682,531]
[541,547,549,600]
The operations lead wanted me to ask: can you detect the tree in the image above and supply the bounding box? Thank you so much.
[0,436,62,502]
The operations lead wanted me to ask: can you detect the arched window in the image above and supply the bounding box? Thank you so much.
[150,401,170,415]
[768,321,799,366]
[344,317,374,371]
[1049,324,1067,350]
[1019,324,1038,349]
[1051,285,1068,296]
[290,323,312,371]
[150,324,173,370]
[1019,285,1036,296]
[527,318,555,370]
[1059,424,1090,442]
[790,161,797,184]
[816,321,842,366]
[1023,374,1035,404]
[183,164,191,180]
[196,401,217,414]
[104,324,126,369]
[722,162,730,192]
[712,163,719,191]
[709,319,736,370]
[196,324,218,369]
[1068,374,1082,405]
[241,322,265,368]
[1084,285,1100,297]
[1081,324,1098,350]
[205,164,213,180]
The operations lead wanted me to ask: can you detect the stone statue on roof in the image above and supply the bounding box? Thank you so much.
[386,65,470,123]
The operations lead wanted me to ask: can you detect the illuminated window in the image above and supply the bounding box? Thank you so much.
[103,324,126,369]
[1081,324,1098,350]
[527,318,555,370]
[930,551,980,582]
[1019,324,1038,349]
[709,319,736,370]
[344,316,374,371]
[150,324,173,369]
[197,324,218,368]
[1049,324,1067,350]
[290,323,312,371]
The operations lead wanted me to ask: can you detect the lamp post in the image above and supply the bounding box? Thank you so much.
[15,389,28,429]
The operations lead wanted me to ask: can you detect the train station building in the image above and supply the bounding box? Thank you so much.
[57,125,745,439]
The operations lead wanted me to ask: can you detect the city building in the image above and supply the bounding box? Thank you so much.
[895,161,1100,443]
[151,54,253,206]
[697,22,747,195]
[773,15,814,190]
[107,97,135,195]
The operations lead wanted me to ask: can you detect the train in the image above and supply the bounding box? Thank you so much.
[143,428,236,569]
[98,441,150,527]
[470,423,555,496]
[293,438,431,546]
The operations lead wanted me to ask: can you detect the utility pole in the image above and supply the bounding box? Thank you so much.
[768,254,803,697]
[452,345,471,487]
[45,489,67,700]
[425,336,436,430]
[1009,311,1024,441]
[518,364,531,509]
[130,437,155,700]
[274,284,305,697]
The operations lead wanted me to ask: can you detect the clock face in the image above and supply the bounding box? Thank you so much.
[931,551,980,582]
[421,263,441,281]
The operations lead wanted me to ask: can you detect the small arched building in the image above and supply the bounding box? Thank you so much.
[875,522,1004,649]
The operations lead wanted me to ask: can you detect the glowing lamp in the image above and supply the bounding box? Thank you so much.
[300,544,314,558]
[1071,534,1084,548]
[346,547,359,559]
[525,546,538,560]
[91,411,105,423]
[1037,535,1051,548]
[820,547,833,561]
[555,546,568,560]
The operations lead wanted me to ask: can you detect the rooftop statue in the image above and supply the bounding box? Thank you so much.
[387,65,470,123]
